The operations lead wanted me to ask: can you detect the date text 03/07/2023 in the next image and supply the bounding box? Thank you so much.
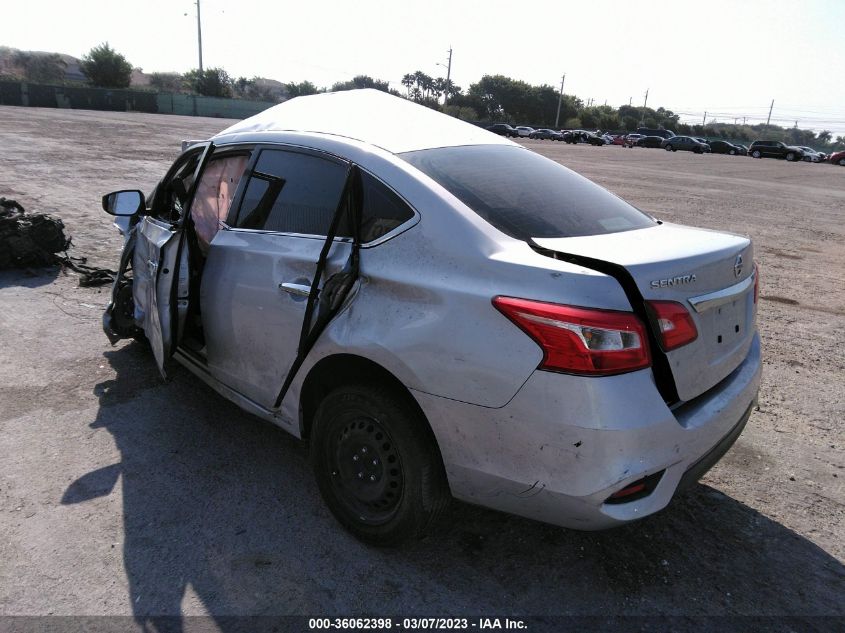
[308,617,528,630]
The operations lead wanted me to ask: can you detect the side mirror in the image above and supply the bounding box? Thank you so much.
[102,190,144,216]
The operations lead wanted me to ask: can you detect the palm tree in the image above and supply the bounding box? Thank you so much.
[401,74,414,98]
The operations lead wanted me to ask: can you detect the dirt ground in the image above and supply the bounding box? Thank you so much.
[0,107,842,627]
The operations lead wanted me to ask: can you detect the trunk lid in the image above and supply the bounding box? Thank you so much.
[535,223,756,402]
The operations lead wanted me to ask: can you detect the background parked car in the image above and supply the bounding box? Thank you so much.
[625,133,645,147]
[636,136,665,149]
[563,130,587,144]
[662,136,711,153]
[529,128,562,140]
[748,140,804,161]
[487,123,519,138]
[797,146,825,162]
[637,128,676,139]
[708,140,743,155]
[515,126,536,138]
[829,149,845,166]
[585,132,608,146]
[734,144,749,156]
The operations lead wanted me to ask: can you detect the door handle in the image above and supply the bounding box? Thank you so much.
[279,282,312,298]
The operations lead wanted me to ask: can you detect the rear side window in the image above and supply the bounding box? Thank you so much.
[401,145,655,240]
[235,149,348,235]
[359,172,415,242]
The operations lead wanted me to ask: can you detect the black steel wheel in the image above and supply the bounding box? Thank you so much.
[311,384,449,545]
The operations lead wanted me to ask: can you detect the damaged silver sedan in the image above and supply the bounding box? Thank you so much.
[103,89,761,544]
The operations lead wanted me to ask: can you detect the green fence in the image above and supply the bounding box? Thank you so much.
[0,80,276,119]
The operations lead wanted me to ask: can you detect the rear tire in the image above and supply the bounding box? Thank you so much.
[311,384,449,545]
[729,149,736,155]
[665,144,673,151]
[839,158,845,166]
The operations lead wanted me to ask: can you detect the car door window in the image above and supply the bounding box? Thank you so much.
[234,149,348,235]
[233,147,415,243]
[149,150,204,223]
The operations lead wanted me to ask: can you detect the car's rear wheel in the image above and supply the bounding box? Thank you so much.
[311,384,449,545]
[839,158,845,166]
[752,150,762,158]
[729,149,736,155]
[786,152,796,161]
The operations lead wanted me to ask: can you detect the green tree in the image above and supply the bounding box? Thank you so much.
[184,67,232,97]
[331,75,398,95]
[285,80,322,98]
[232,76,285,101]
[13,51,66,83]
[149,72,184,92]
[80,42,132,88]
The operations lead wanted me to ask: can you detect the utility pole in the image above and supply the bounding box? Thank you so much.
[443,46,452,106]
[702,111,707,127]
[640,89,648,125]
[436,47,453,106]
[766,99,774,127]
[743,116,747,125]
[629,97,632,106]
[554,73,566,127]
[196,0,203,72]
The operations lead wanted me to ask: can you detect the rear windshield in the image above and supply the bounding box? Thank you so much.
[401,145,655,240]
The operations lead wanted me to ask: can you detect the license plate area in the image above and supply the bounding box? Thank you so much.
[701,296,749,363]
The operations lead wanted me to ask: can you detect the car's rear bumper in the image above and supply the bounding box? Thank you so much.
[414,332,761,530]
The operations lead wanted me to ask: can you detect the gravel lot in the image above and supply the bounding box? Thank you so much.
[0,107,843,628]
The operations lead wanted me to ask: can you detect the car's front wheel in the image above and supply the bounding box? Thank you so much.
[729,149,736,155]
[664,144,673,151]
[311,384,449,545]
[786,152,796,161]
[752,150,762,158]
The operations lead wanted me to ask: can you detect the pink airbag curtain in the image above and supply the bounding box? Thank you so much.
[190,155,249,253]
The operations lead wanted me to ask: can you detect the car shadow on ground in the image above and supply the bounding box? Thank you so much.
[63,342,845,631]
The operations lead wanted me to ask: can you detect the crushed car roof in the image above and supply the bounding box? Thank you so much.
[214,89,514,154]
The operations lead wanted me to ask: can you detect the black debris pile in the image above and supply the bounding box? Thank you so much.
[0,197,70,268]
[0,197,116,286]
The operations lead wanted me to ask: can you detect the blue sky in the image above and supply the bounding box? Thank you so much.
[4,0,844,134]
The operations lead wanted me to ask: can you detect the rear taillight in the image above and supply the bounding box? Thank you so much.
[646,300,698,351]
[493,297,651,376]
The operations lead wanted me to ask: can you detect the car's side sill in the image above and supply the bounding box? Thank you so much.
[173,348,298,435]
